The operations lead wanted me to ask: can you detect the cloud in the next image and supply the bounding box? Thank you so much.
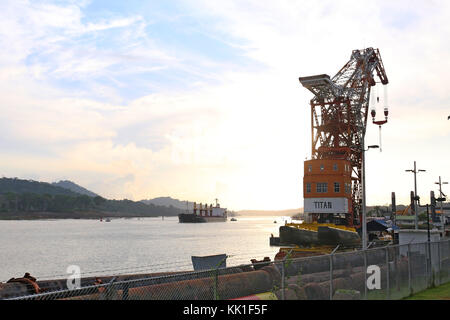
[177,0,450,206]
[1,0,450,210]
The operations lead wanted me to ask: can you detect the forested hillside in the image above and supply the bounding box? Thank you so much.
[0,178,182,219]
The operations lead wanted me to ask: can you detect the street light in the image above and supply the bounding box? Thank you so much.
[361,144,379,250]
[435,176,448,229]
[405,161,426,229]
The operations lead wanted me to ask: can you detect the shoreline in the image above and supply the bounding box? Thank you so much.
[0,211,178,220]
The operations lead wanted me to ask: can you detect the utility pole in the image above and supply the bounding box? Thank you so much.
[362,141,367,250]
[435,176,448,230]
[405,161,426,230]
[361,145,379,250]
[416,195,432,282]
[391,192,396,226]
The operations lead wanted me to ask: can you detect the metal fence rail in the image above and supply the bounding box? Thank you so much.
[2,239,449,300]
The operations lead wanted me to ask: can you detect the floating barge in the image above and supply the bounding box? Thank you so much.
[273,157,362,252]
[279,222,360,247]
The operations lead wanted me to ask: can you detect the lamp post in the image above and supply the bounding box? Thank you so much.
[361,144,379,250]
[435,176,448,230]
[416,195,431,239]
[405,161,426,230]
[416,195,433,286]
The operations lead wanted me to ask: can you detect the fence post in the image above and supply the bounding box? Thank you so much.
[122,282,129,300]
[437,241,441,286]
[425,242,430,288]
[385,246,390,299]
[214,268,219,300]
[212,256,227,300]
[281,258,285,300]
[394,244,400,292]
[102,277,117,300]
[363,249,367,300]
[329,253,333,301]
[407,243,412,295]
[280,249,293,300]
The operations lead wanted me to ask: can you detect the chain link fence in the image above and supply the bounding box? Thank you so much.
[1,239,449,300]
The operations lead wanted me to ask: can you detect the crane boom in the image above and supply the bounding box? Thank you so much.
[299,48,388,226]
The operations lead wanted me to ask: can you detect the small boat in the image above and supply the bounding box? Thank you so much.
[230,218,237,221]
[105,218,111,222]
[191,254,227,271]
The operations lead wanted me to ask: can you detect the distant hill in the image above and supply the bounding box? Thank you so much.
[52,180,98,197]
[0,177,183,219]
[0,177,80,196]
[141,197,193,211]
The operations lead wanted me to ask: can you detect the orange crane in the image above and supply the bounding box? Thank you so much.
[299,48,389,227]
[395,204,411,216]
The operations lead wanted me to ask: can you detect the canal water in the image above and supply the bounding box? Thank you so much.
[0,216,295,282]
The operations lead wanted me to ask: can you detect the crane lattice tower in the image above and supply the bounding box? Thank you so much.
[299,47,388,226]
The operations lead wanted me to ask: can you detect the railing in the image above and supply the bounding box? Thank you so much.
[2,239,449,300]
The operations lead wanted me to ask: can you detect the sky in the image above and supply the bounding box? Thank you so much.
[0,0,449,211]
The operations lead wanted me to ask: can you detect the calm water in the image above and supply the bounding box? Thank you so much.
[0,216,294,282]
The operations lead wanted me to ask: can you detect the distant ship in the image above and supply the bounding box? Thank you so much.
[178,199,227,223]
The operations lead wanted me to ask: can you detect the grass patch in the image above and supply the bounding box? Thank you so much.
[367,289,388,300]
[404,281,450,300]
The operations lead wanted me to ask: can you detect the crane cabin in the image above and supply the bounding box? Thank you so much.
[303,159,353,226]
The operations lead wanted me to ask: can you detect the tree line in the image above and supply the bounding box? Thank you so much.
[0,192,183,218]
[0,192,104,213]
[0,178,183,218]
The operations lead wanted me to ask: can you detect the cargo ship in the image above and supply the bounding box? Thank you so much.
[178,199,227,223]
